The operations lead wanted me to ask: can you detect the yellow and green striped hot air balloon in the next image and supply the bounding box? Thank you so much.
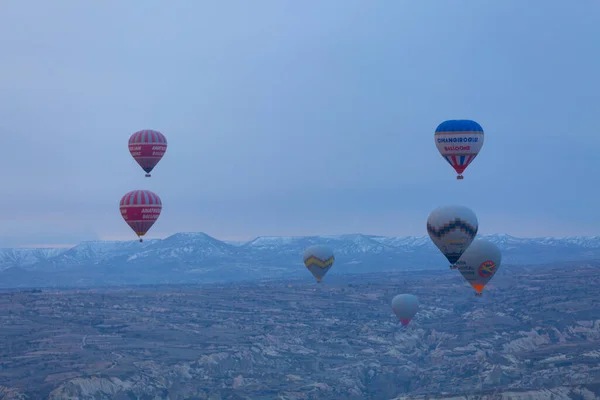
[303,245,335,283]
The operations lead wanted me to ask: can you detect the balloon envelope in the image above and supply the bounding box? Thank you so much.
[303,245,335,282]
[392,294,419,326]
[427,205,478,265]
[128,130,168,177]
[120,190,162,242]
[457,239,501,294]
[434,120,484,179]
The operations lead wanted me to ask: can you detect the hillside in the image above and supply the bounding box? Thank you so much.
[1,233,600,288]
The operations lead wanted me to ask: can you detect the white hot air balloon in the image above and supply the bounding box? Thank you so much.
[391,294,419,326]
[303,245,335,283]
[427,205,478,269]
[456,239,501,296]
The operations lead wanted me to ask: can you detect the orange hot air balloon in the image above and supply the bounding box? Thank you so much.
[456,240,501,296]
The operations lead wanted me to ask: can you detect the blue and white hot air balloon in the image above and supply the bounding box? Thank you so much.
[434,119,485,180]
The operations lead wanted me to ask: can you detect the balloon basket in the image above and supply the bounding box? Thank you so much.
[456,175,464,180]
[145,173,151,177]
[475,292,482,297]
[139,238,143,243]
[449,265,457,270]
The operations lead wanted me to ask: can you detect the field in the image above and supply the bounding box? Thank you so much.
[0,263,599,399]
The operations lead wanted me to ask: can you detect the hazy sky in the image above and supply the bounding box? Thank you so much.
[1,1,599,247]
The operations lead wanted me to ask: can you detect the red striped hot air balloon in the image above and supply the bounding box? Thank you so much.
[128,130,168,177]
[119,190,162,242]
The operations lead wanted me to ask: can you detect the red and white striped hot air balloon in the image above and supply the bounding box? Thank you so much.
[119,190,162,242]
[128,130,168,177]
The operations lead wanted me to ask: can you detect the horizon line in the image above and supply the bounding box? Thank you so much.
[9,231,600,250]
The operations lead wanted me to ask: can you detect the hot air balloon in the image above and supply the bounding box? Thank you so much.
[434,120,484,179]
[391,294,419,326]
[303,245,335,283]
[456,239,501,296]
[128,130,168,177]
[427,205,478,269]
[119,190,162,242]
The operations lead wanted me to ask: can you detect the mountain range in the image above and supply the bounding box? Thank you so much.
[1,232,599,288]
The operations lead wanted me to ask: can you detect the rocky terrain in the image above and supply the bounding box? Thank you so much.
[0,260,599,399]
[3,232,600,288]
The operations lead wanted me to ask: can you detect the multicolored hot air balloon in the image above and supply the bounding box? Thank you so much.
[427,205,478,269]
[391,294,419,326]
[434,120,484,179]
[456,239,501,296]
[128,130,168,177]
[303,245,335,283]
[119,190,162,242]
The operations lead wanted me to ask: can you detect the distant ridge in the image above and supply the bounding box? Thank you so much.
[0,232,599,288]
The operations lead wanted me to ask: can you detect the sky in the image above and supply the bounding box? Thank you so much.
[0,1,599,247]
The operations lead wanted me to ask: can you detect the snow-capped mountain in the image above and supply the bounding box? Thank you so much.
[0,247,68,270]
[1,232,600,288]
